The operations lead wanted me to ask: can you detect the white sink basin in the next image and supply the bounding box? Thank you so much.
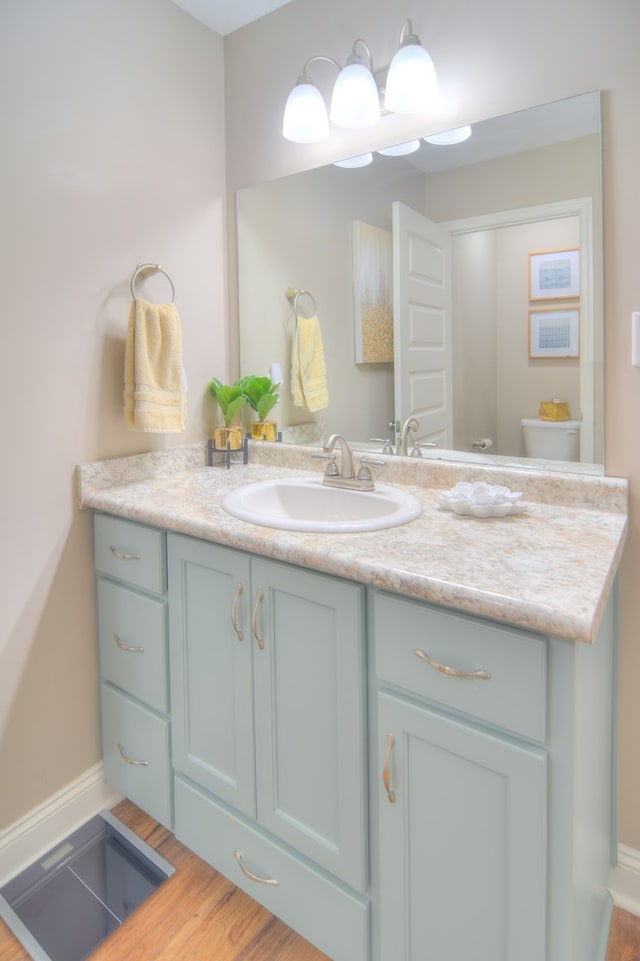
[222,476,423,533]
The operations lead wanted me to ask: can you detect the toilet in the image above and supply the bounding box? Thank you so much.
[521,417,581,462]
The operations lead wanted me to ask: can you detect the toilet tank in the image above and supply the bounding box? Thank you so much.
[521,417,580,461]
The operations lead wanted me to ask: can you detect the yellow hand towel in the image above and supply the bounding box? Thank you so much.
[124,298,187,432]
[291,315,329,412]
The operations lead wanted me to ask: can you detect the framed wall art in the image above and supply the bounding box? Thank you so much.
[529,247,580,301]
[352,220,393,363]
[529,306,580,358]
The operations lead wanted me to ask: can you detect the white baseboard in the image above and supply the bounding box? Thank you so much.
[0,763,121,885]
[609,844,640,917]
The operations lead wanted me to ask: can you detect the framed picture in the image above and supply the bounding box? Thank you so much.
[529,307,580,358]
[529,247,580,301]
[353,220,393,363]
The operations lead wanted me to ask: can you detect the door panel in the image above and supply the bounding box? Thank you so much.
[393,201,452,448]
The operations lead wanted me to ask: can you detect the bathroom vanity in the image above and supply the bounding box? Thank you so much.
[79,442,627,961]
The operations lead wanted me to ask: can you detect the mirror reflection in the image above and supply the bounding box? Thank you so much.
[237,92,603,472]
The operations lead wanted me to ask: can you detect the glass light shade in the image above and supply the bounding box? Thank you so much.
[282,81,329,143]
[334,153,373,168]
[377,139,421,156]
[330,59,380,128]
[384,43,438,114]
[424,125,472,145]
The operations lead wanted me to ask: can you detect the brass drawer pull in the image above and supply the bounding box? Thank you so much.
[383,732,396,803]
[252,590,265,650]
[117,742,149,766]
[114,634,144,654]
[415,648,491,680]
[233,850,279,886]
[109,546,141,561]
[231,583,244,642]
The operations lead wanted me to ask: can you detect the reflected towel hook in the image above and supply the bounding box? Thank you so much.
[285,287,317,318]
[130,263,175,303]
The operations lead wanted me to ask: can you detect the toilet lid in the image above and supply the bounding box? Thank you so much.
[521,417,581,429]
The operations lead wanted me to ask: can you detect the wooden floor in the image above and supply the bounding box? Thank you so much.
[0,798,638,960]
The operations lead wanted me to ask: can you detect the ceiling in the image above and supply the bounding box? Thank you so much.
[168,0,292,35]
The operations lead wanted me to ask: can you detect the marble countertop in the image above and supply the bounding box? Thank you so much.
[77,442,628,644]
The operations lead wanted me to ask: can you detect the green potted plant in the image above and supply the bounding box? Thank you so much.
[240,375,280,441]
[208,378,247,450]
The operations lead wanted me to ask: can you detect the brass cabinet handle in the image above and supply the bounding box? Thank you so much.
[414,648,491,680]
[233,850,279,886]
[109,545,141,561]
[117,743,149,766]
[114,634,144,654]
[230,583,244,641]
[252,590,265,650]
[383,732,396,803]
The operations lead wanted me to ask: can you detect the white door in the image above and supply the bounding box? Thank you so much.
[393,201,452,449]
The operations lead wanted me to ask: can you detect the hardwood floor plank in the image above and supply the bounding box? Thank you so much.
[606,906,640,961]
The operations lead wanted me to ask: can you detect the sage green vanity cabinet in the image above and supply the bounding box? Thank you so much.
[167,532,370,961]
[93,512,616,961]
[94,514,172,828]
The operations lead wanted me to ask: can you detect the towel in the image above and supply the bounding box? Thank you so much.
[124,298,187,432]
[291,315,329,412]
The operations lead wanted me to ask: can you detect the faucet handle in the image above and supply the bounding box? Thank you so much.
[312,452,339,476]
[357,457,386,483]
[370,437,394,455]
[410,441,438,458]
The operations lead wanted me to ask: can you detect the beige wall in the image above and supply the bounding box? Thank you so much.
[0,0,226,828]
[224,0,640,847]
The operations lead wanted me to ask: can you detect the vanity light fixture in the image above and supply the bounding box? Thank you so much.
[330,40,380,128]
[282,18,439,144]
[384,20,438,114]
[424,124,472,145]
[281,55,339,143]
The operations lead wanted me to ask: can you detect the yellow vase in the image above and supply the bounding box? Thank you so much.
[251,420,277,442]
[213,425,244,450]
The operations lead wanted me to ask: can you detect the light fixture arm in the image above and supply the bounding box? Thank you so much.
[349,38,374,70]
[399,19,419,46]
[298,54,341,84]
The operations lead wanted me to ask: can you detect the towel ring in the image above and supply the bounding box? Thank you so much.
[130,263,175,303]
[286,287,317,318]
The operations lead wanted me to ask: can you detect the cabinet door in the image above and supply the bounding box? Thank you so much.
[252,558,368,892]
[377,691,547,961]
[168,534,255,815]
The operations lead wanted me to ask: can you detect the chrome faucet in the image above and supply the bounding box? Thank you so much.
[398,417,420,456]
[316,434,384,491]
[323,434,356,479]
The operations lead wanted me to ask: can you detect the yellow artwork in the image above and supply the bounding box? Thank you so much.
[353,221,393,364]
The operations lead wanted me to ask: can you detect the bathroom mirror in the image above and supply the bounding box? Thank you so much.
[237,91,603,472]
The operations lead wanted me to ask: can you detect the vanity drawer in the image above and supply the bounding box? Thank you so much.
[97,577,169,712]
[101,683,172,828]
[94,514,166,594]
[373,591,547,742]
[174,776,369,961]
